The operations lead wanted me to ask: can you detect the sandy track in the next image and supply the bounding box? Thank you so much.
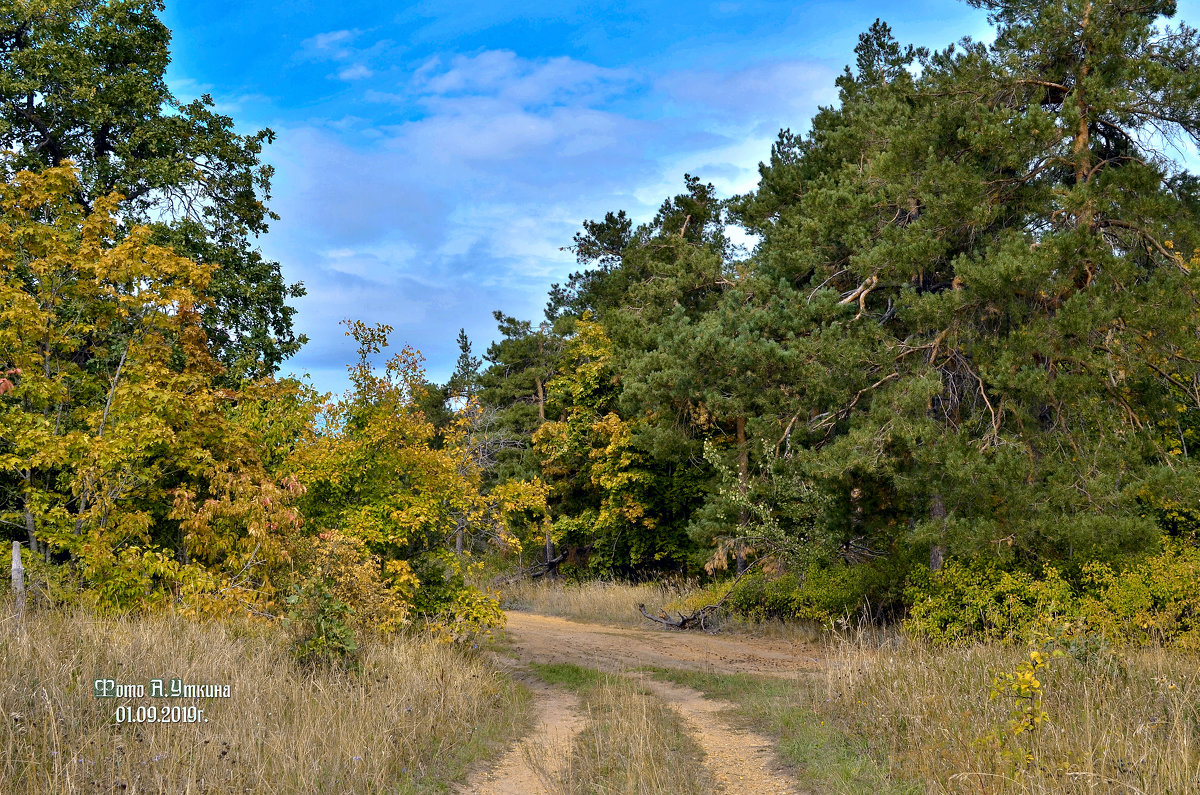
[459,611,816,793]
[460,676,584,795]
[503,610,824,676]
[637,675,801,795]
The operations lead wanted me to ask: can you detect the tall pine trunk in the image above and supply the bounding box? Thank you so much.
[929,492,946,572]
[736,415,748,574]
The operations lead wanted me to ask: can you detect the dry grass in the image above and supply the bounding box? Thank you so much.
[527,663,714,795]
[820,636,1200,793]
[0,606,529,793]
[499,579,689,627]
[654,631,1200,793]
[498,577,825,642]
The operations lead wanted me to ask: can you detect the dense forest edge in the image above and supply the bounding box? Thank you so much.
[5,0,1200,656]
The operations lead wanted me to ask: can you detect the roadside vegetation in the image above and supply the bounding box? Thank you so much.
[499,578,694,628]
[816,633,1200,794]
[653,629,1200,794]
[0,608,529,794]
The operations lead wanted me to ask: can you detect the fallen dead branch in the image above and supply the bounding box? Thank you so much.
[637,558,766,631]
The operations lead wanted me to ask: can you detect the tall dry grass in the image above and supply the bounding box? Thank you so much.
[0,607,528,793]
[499,579,692,627]
[820,634,1200,793]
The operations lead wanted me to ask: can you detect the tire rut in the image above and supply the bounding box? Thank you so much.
[634,674,801,795]
[459,676,585,795]
[490,610,810,794]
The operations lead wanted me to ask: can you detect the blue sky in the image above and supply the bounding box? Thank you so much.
[160,0,1200,395]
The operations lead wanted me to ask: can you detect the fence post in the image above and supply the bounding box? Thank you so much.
[11,541,24,620]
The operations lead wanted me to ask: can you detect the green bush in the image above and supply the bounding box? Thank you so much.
[1080,541,1200,649]
[717,559,902,625]
[284,581,359,670]
[905,562,1077,643]
[905,542,1200,647]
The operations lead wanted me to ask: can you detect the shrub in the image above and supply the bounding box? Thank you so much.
[708,558,903,625]
[284,580,359,669]
[905,562,1077,643]
[1080,541,1200,648]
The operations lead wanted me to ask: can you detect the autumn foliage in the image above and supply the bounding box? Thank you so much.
[0,164,532,640]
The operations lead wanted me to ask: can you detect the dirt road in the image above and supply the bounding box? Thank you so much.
[503,611,824,676]
[464,676,584,795]
[462,611,820,794]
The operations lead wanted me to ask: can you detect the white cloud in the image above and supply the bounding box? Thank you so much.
[266,48,836,393]
[413,50,634,106]
[337,63,374,81]
[299,29,362,59]
[297,29,396,82]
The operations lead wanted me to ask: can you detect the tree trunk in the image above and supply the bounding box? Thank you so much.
[21,470,39,556]
[535,332,547,423]
[736,415,748,575]
[544,521,554,575]
[1073,1,1094,228]
[455,516,465,555]
[23,506,38,556]
[929,492,946,572]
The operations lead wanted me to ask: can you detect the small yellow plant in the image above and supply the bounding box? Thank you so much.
[990,647,1055,739]
[988,616,1078,765]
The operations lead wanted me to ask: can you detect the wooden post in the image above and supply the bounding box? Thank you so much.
[11,541,25,619]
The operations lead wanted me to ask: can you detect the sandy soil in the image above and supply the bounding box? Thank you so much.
[637,675,801,795]
[460,610,817,794]
[460,675,584,795]
[503,610,825,676]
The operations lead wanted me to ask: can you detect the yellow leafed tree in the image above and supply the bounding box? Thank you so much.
[0,163,298,612]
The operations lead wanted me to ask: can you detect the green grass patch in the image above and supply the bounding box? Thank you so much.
[528,661,610,690]
[649,668,918,794]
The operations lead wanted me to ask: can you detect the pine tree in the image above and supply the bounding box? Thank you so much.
[448,329,482,401]
[743,4,1200,576]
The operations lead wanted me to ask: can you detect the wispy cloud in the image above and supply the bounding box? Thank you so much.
[412,50,634,105]
[297,28,396,81]
[336,63,374,80]
[265,46,834,389]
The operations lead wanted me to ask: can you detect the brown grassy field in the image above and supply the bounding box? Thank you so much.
[0,607,529,794]
[497,577,823,642]
[498,578,690,627]
[819,634,1200,793]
